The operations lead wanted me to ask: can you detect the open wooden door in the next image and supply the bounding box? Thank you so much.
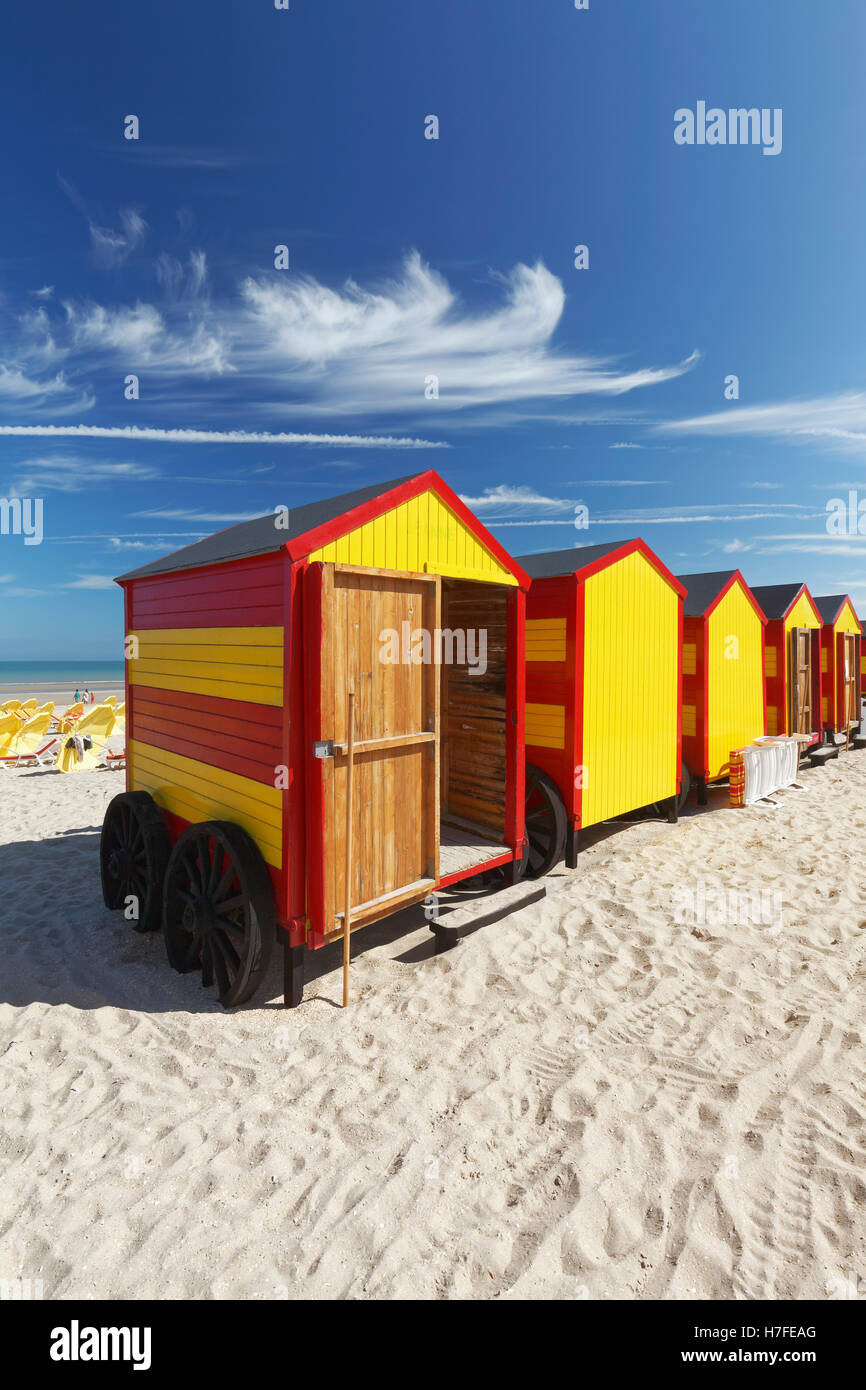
[789,627,813,736]
[306,562,440,944]
[841,632,859,729]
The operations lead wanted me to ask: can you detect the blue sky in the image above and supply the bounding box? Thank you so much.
[2,0,866,658]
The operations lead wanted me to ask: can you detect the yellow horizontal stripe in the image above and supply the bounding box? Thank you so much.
[134,659,281,688]
[132,643,282,668]
[131,668,282,706]
[682,703,696,738]
[525,702,565,751]
[526,618,566,662]
[127,627,284,706]
[765,646,777,677]
[130,739,282,868]
[682,643,696,676]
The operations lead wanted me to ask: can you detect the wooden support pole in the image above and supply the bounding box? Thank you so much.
[343,691,355,1008]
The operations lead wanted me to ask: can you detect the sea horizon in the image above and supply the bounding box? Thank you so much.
[0,660,125,692]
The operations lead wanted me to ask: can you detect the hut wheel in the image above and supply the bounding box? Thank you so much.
[162,821,275,1009]
[100,791,171,934]
[524,763,567,878]
[676,761,692,813]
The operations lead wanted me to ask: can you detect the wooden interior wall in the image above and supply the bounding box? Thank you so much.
[441,579,507,837]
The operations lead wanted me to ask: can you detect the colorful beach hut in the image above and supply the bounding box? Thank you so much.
[812,594,862,739]
[676,570,767,802]
[103,472,533,1008]
[516,539,684,869]
[750,583,822,742]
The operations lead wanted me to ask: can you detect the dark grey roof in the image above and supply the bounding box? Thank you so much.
[116,474,419,581]
[676,570,739,618]
[813,594,861,628]
[515,539,637,580]
[749,582,806,620]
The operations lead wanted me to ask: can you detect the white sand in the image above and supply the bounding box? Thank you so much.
[1,756,865,1300]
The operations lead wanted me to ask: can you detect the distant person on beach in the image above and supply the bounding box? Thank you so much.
[74,689,80,702]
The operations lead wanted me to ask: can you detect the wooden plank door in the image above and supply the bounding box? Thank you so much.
[841,633,858,727]
[789,627,812,735]
[307,562,440,943]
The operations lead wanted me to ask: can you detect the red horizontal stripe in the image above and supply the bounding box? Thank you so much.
[130,554,283,601]
[134,705,281,760]
[131,604,285,631]
[130,685,282,730]
[136,722,280,785]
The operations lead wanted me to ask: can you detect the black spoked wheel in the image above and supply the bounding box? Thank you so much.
[652,761,692,818]
[677,761,692,813]
[162,821,275,1008]
[100,790,171,933]
[524,763,567,879]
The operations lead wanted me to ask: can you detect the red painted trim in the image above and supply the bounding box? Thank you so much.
[677,594,684,788]
[701,570,768,626]
[284,469,532,590]
[285,560,307,944]
[303,562,327,942]
[573,577,586,825]
[760,619,768,738]
[123,586,131,795]
[438,849,514,888]
[504,587,526,852]
[778,583,822,627]
[569,538,686,598]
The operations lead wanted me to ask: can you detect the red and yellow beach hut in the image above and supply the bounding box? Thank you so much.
[676,570,767,802]
[102,472,533,1008]
[750,583,822,742]
[813,594,862,739]
[516,539,684,869]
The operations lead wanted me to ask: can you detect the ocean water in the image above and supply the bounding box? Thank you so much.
[0,661,125,691]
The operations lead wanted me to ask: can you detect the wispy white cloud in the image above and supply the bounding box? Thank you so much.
[1,250,696,422]
[236,253,698,415]
[0,423,444,448]
[660,392,866,454]
[458,484,575,515]
[576,479,671,487]
[89,209,148,269]
[64,574,118,590]
[133,508,263,522]
[6,456,160,494]
[58,178,148,269]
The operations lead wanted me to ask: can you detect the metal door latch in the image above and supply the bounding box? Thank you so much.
[313,740,335,759]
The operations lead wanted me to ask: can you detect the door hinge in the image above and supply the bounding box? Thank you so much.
[313,739,335,759]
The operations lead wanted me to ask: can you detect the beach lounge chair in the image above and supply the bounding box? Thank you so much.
[55,701,84,733]
[0,711,24,756]
[0,711,58,768]
[19,699,37,718]
[0,699,23,714]
[55,702,118,773]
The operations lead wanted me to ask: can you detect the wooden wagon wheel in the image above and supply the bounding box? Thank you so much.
[100,790,171,934]
[651,761,691,817]
[524,763,567,879]
[162,821,275,1008]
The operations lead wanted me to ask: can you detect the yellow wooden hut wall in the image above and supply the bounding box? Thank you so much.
[705,580,765,780]
[308,491,517,586]
[580,550,680,828]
